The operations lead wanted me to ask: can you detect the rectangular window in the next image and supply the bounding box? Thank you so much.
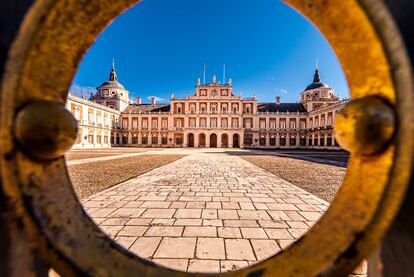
[162,137,168,145]
[132,136,138,144]
[142,137,148,145]
[122,136,128,144]
[152,137,158,144]
[270,137,276,146]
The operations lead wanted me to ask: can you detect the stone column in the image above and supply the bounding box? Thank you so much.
[128,131,132,144]
[218,132,222,148]
[194,131,199,148]
[148,132,152,147]
[138,133,142,145]
[183,132,188,147]
[206,132,211,148]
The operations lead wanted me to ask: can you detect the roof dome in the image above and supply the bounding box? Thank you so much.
[99,60,126,90]
[305,82,329,91]
[304,68,330,91]
[100,80,125,90]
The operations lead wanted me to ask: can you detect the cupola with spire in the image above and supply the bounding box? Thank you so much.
[91,59,130,111]
[304,62,330,91]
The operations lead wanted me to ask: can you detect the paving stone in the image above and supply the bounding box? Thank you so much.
[225,239,256,260]
[240,228,268,239]
[223,220,259,228]
[126,218,152,226]
[83,150,329,273]
[114,236,137,249]
[251,239,281,260]
[184,227,217,237]
[141,209,176,218]
[188,259,220,273]
[152,258,189,271]
[145,226,183,237]
[237,210,271,220]
[218,227,242,238]
[186,202,206,208]
[100,225,123,238]
[130,237,162,258]
[196,238,225,259]
[265,229,294,240]
[206,202,222,209]
[286,221,309,228]
[202,209,218,219]
[109,208,146,218]
[151,218,175,226]
[220,260,249,272]
[288,228,308,239]
[170,202,187,209]
[174,209,202,219]
[140,201,172,208]
[203,219,223,227]
[117,226,148,237]
[299,211,322,221]
[266,203,298,211]
[258,220,289,228]
[101,218,129,226]
[278,239,295,249]
[222,202,240,209]
[154,237,196,258]
[218,210,239,220]
[174,219,203,226]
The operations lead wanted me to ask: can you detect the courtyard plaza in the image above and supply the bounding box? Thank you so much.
[79,148,330,273]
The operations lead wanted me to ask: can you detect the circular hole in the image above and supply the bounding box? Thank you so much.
[67,0,350,273]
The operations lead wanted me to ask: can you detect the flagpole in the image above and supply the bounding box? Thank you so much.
[223,64,226,84]
[203,64,206,85]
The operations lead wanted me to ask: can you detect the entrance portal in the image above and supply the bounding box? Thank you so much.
[199,134,206,147]
[221,134,229,148]
[188,133,194,147]
[210,134,217,148]
[233,134,240,148]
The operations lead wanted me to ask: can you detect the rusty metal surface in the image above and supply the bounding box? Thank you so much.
[334,96,396,156]
[14,101,78,160]
[0,0,413,276]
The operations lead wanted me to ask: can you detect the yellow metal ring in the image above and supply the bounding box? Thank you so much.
[1,0,413,276]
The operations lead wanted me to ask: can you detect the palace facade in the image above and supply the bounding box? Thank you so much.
[67,63,348,149]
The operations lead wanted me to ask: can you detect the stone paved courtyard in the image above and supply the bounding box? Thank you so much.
[82,149,329,273]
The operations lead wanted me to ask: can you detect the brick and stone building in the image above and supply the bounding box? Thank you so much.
[68,63,348,149]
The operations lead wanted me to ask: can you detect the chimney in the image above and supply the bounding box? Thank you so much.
[150,96,156,105]
[135,97,142,104]
[275,96,281,104]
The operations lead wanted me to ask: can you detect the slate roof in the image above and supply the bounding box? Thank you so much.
[123,104,171,113]
[99,80,126,90]
[257,103,307,113]
[304,82,329,91]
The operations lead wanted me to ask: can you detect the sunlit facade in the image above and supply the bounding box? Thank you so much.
[68,64,348,149]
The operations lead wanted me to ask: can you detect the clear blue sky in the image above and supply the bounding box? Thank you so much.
[71,0,349,104]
